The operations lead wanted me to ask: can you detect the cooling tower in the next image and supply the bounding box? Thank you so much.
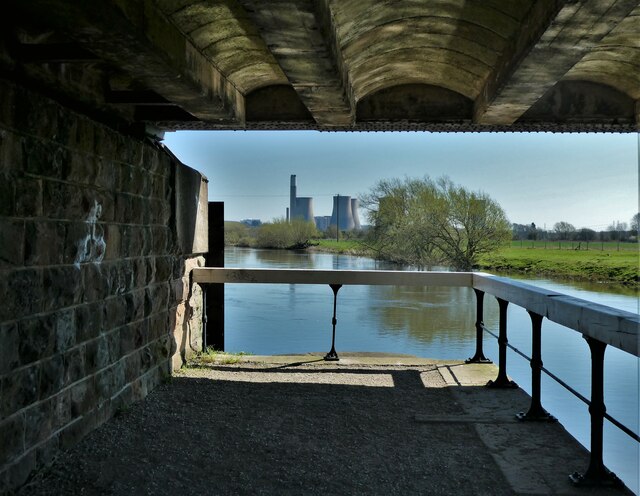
[294,197,314,222]
[330,195,355,231]
[350,198,361,230]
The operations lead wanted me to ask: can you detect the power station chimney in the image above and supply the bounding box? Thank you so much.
[289,175,297,222]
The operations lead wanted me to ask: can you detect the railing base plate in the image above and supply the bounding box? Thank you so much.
[465,357,492,364]
[515,410,557,422]
[486,379,518,389]
[324,351,339,362]
[569,469,624,489]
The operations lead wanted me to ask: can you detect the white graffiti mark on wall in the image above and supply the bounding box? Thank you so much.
[74,200,106,267]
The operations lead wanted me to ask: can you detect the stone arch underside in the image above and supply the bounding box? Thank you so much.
[520,81,637,124]
[246,85,314,122]
[331,1,534,103]
[356,84,473,122]
[6,0,636,132]
[161,0,288,95]
[561,6,640,102]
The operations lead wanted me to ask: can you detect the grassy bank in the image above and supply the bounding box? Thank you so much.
[309,239,374,256]
[478,245,639,287]
[308,239,638,287]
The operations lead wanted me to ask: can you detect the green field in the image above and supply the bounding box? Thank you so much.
[479,244,639,287]
[508,240,637,252]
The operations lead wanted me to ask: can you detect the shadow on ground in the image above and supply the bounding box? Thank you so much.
[16,364,514,495]
[15,361,628,495]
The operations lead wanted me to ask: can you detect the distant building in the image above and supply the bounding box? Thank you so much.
[241,219,262,227]
[314,216,332,231]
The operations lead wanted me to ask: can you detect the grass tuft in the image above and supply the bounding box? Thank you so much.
[188,348,253,366]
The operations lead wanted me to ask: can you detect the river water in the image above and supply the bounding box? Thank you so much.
[223,247,639,493]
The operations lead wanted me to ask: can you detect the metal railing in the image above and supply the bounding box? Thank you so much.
[193,267,639,489]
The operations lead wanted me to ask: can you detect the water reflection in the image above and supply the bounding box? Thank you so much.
[252,248,316,268]
[367,285,476,338]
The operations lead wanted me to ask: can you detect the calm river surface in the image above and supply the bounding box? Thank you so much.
[223,247,639,493]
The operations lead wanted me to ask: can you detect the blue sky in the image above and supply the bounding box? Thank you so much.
[163,131,638,231]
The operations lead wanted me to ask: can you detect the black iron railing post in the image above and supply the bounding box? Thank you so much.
[324,284,342,361]
[516,311,555,421]
[466,289,491,364]
[570,337,622,488]
[487,298,517,388]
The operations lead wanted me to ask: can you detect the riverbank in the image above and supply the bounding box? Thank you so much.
[306,240,639,288]
[478,246,639,288]
[308,239,374,257]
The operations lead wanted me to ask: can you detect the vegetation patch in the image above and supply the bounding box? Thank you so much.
[225,218,319,249]
[309,239,373,257]
[187,348,253,367]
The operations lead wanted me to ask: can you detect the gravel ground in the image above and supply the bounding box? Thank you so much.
[16,362,515,496]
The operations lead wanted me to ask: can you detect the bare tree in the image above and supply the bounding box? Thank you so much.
[553,221,576,240]
[576,228,596,242]
[607,221,628,241]
[630,213,639,234]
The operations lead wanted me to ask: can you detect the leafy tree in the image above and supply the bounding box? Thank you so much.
[224,221,252,246]
[553,221,576,240]
[631,213,640,233]
[361,176,511,270]
[288,218,319,248]
[254,218,318,249]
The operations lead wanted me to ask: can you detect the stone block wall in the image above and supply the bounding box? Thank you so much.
[0,78,206,492]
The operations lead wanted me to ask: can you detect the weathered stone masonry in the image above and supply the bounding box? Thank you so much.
[0,78,206,491]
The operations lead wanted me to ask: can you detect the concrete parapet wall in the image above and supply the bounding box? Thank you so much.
[0,78,206,492]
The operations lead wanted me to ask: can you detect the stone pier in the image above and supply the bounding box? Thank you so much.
[0,78,207,491]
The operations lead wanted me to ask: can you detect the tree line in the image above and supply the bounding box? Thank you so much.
[225,218,319,249]
[513,214,639,242]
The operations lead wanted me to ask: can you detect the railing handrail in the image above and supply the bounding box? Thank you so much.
[472,272,638,357]
[192,267,639,357]
[193,267,473,286]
